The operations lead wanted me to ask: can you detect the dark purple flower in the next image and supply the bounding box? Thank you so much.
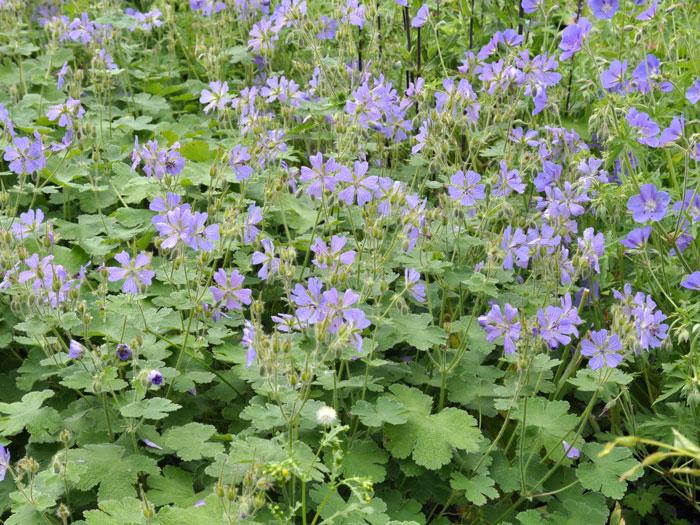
[627,183,670,223]
[148,369,164,386]
[581,330,623,369]
[107,251,155,294]
[478,303,521,354]
[116,344,132,360]
[588,0,619,19]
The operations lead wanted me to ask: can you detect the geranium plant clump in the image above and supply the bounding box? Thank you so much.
[0,0,699,523]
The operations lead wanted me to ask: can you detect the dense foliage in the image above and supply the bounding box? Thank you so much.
[1,0,700,523]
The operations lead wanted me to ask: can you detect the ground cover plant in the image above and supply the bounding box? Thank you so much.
[1,0,700,522]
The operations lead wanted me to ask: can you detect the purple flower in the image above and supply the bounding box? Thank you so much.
[290,278,326,324]
[620,226,652,249]
[494,161,525,197]
[448,170,486,207]
[681,272,700,291]
[404,268,425,303]
[633,302,668,351]
[244,204,262,245]
[337,161,378,206]
[107,251,155,294]
[588,0,618,19]
[672,191,700,222]
[478,303,521,354]
[186,212,219,252]
[636,0,658,20]
[116,344,132,360]
[627,183,670,223]
[563,441,580,459]
[300,152,339,199]
[344,307,371,352]
[143,439,162,450]
[537,306,578,348]
[69,340,85,359]
[322,288,363,334]
[271,313,304,332]
[251,239,280,279]
[626,108,660,147]
[242,321,256,368]
[632,55,673,94]
[46,98,85,128]
[316,16,337,40]
[501,226,527,270]
[0,443,9,481]
[57,61,69,89]
[411,4,429,27]
[12,209,45,240]
[210,269,252,310]
[577,227,605,273]
[687,78,700,104]
[559,17,591,61]
[248,18,282,54]
[154,206,192,248]
[581,330,623,369]
[229,144,254,181]
[311,235,355,271]
[4,136,45,175]
[658,115,684,146]
[521,0,542,14]
[148,370,164,386]
[600,60,627,92]
[200,81,230,115]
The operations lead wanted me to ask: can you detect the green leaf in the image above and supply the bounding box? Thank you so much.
[450,472,498,506]
[351,397,409,427]
[623,484,663,517]
[512,398,578,453]
[0,390,60,442]
[379,312,446,351]
[121,398,181,420]
[576,443,642,499]
[180,141,209,162]
[70,444,160,501]
[163,422,224,461]
[384,385,482,469]
[340,440,389,483]
[147,466,204,507]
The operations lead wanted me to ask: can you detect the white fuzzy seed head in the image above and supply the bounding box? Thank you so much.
[316,406,337,426]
